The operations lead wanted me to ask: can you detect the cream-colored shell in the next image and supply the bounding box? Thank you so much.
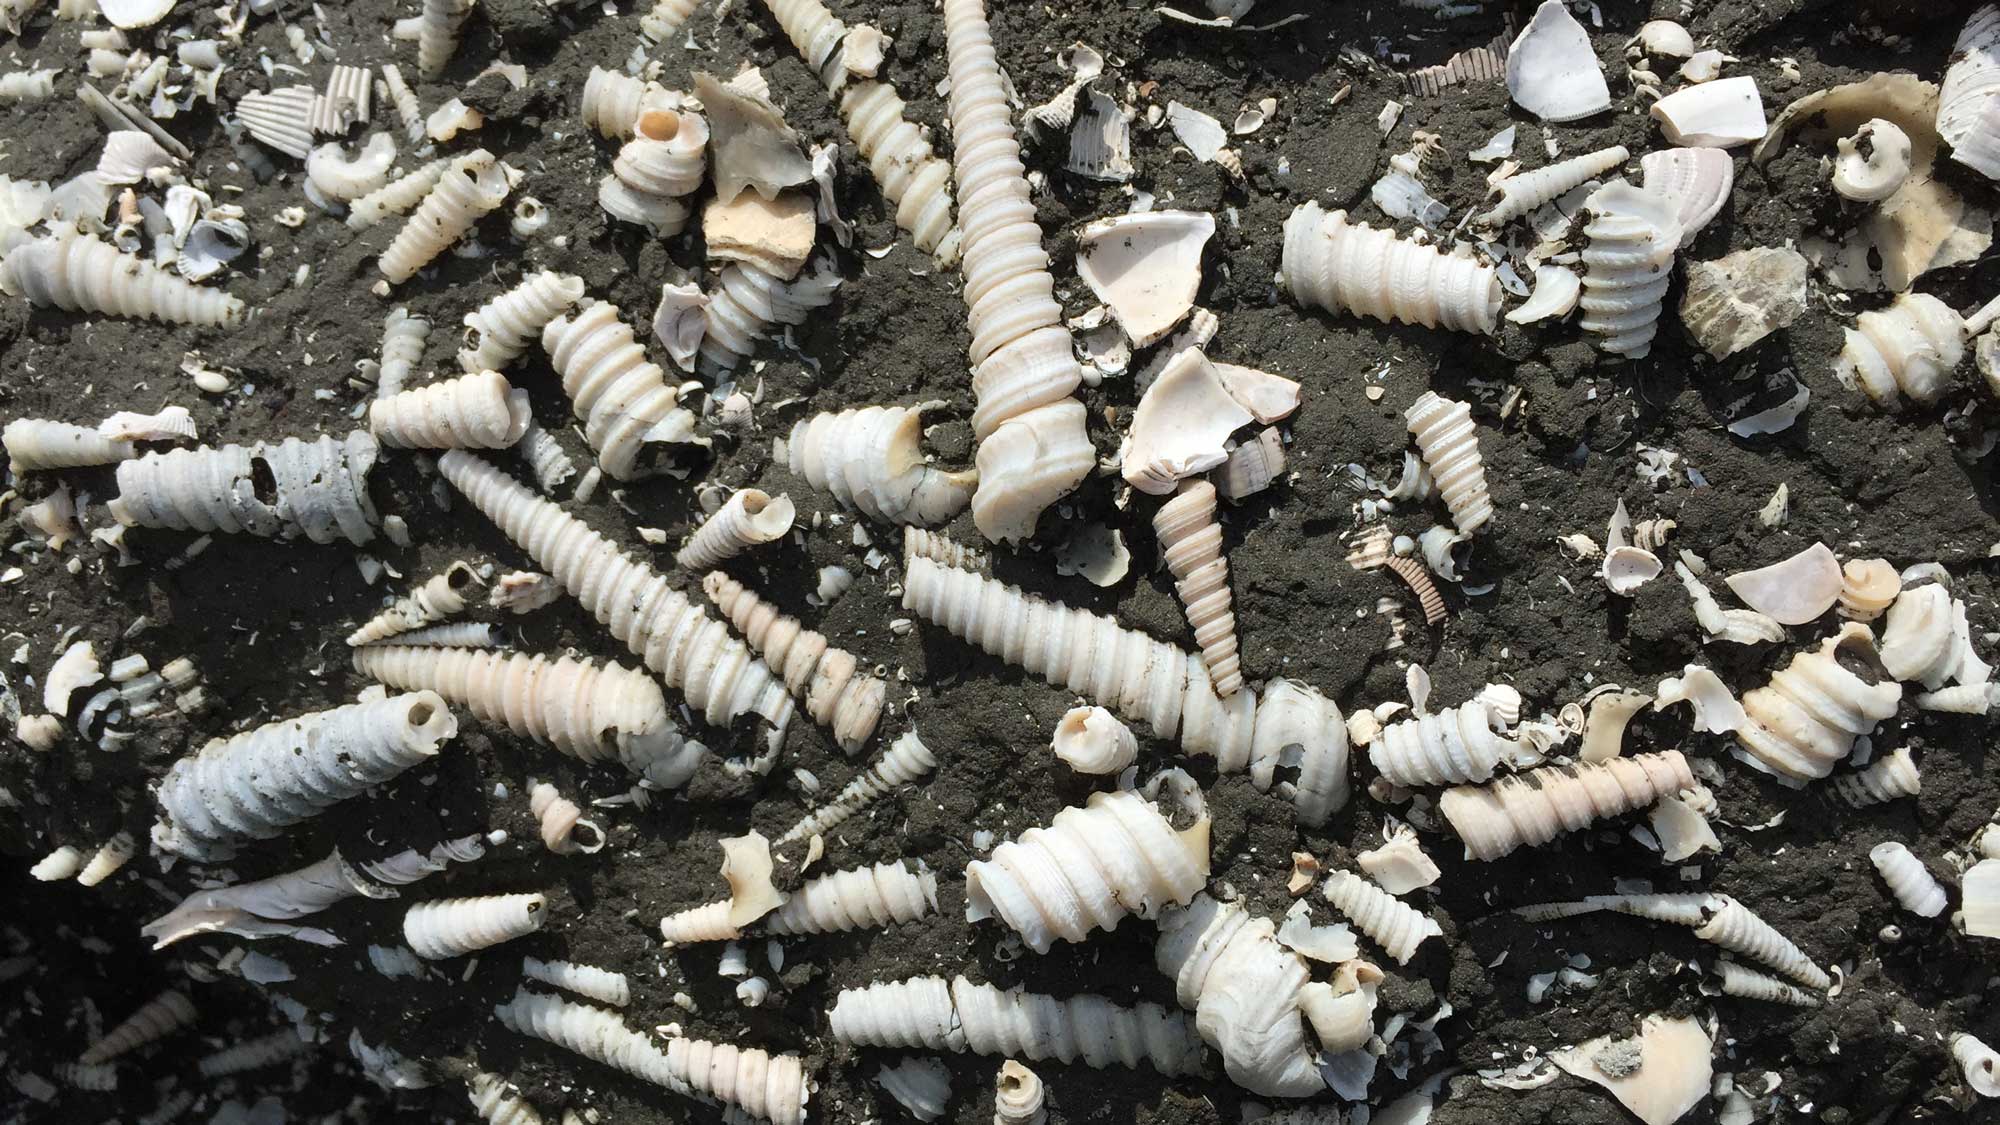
[1694,895,1828,990]
[2,418,135,474]
[836,78,958,258]
[1870,841,1948,917]
[965,787,1210,953]
[639,0,699,43]
[1735,623,1902,782]
[1478,145,1628,226]
[347,159,449,230]
[1833,292,1965,408]
[778,728,938,843]
[379,150,509,283]
[152,692,456,860]
[703,571,886,751]
[350,644,702,789]
[417,0,474,78]
[349,562,481,645]
[74,831,135,886]
[1879,583,1989,689]
[405,892,546,959]
[1832,118,1913,201]
[1321,870,1441,965]
[30,844,83,880]
[435,453,795,765]
[1829,746,1921,807]
[903,526,988,572]
[1714,960,1821,1007]
[1154,894,1322,1097]
[521,956,629,1006]
[468,1071,544,1125]
[0,69,56,101]
[1837,557,1901,621]
[1250,679,1350,826]
[765,860,939,935]
[1954,1033,2000,1099]
[611,108,708,203]
[677,489,796,570]
[1440,750,1696,861]
[197,1028,311,1077]
[657,899,740,944]
[579,67,675,139]
[541,301,698,481]
[1579,688,1651,762]
[1356,825,1439,894]
[1297,959,1382,1054]
[2,229,246,326]
[1368,698,1524,787]
[528,781,604,854]
[371,370,530,450]
[699,258,843,372]
[495,988,809,1125]
[786,402,976,526]
[828,975,1205,1075]
[110,431,381,545]
[993,1061,1045,1125]
[79,989,197,1065]
[1579,180,1683,358]
[515,418,576,494]
[375,307,430,399]
[379,64,424,145]
[1050,706,1138,774]
[1279,201,1501,334]
[307,134,397,203]
[460,271,587,373]
[1154,479,1242,696]
[1404,392,1494,535]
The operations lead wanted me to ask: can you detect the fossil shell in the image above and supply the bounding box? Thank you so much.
[705,571,887,751]
[1735,622,1901,782]
[1954,1033,2000,1099]
[1870,841,1947,917]
[1505,0,1610,124]
[98,0,172,28]
[1442,750,1694,861]
[1833,119,1913,202]
[650,280,708,372]
[1550,1014,1712,1125]
[1154,479,1242,695]
[1653,664,1745,734]
[1879,582,1990,690]
[876,1057,950,1122]
[1321,870,1440,965]
[1076,210,1213,347]
[1651,76,1765,148]
[369,370,531,450]
[1404,392,1493,535]
[786,401,977,525]
[460,271,587,374]
[1479,145,1627,227]
[236,86,318,160]
[1356,824,1438,894]
[1579,181,1683,358]
[994,1061,1045,1125]
[1833,292,1965,409]
[1122,348,1253,495]
[697,72,814,203]
[1723,542,1841,625]
[677,490,795,570]
[528,781,604,855]
[1578,688,1650,762]
[1677,247,1808,360]
[348,562,480,644]
[1154,894,1323,1097]
[1051,706,1138,774]
[1638,147,1734,235]
[1506,264,1581,325]
[1602,546,1663,596]
[1280,202,1502,334]
[1297,959,1381,1055]
[1940,5,2000,180]
[542,300,701,480]
[1836,558,1900,621]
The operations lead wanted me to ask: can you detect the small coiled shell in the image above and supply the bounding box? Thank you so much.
[521,956,629,1006]
[1869,841,1948,917]
[1832,118,1913,202]
[350,644,702,789]
[965,787,1210,954]
[828,975,1204,1075]
[1694,895,1829,990]
[1279,201,1502,334]
[1050,706,1138,775]
[1478,145,1628,226]
[79,989,197,1065]
[75,831,136,886]
[1837,557,1901,621]
[416,0,474,78]
[700,258,843,373]
[1321,870,1442,965]
[993,1061,1045,1125]
[110,431,381,545]
[579,66,674,138]
[306,134,397,203]
[1154,480,1242,696]
[1714,960,1822,1007]
[1735,623,1902,782]
[2,229,246,326]
[1829,746,1921,807]
[528,781,604,855]
[370,370,531,450]
[1833,292,1965,409]
[349,562,481,646]
[903,526,987,572]
[2,418,135,475]
[1579,180,1683,358]
[1369,698,1524,787]
[1154,894,1321,1097]
[1954,1033,2000,1099]
[786,402,977,526]
[837,80,958,259]
[677,490,796,571]
[541,300,698,481]
[1404,392,1493,535]
[152,692,455,861]
[1441,750,1696,861]
[197,1028,311,1077]
[703,571,886,752]
[765,860,939,935]
[347,159,449,230]
[378,149,509,284]
[467,1072,544,1125]
[404,892,547,959]
[778,728,938,844]
[435,453,795,767]
[459,271,586,373]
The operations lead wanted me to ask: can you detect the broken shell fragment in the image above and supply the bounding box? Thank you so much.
[1837,558,1901,621]
[1723,543,1841,625]
[1833,292,1966,408]
[1580,181,1684,358]
[100,0,175,28]
[1953,1033,2000,1098]
[1075,210,1213,348]
[1833,119,1913,202]
[1121,349,1253,495]
[1551,1015,1712,1125]
[1053,523,1130,587]
[1602,547,1663,596]
[1735,623,1902,783]
[1050,705,1138,775]
[1506,265,1581,325]
[1356,824,1439,894]
[1677,247,1808,360]
[1578,689,1650,762]
[1638,147,1735,235]
[1653,665,1746,734]
[1505,1,1611,123]
[1651,76,1766,148]
[1939,6,2000,181]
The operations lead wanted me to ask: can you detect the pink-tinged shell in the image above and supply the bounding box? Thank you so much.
[1723,542,1841,625]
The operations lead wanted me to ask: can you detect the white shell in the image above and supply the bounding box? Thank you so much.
[1506,265,1581,325]
[1829,746,1920,807]
[417,0,475,78]
[1368,698,1525,787]
[522,957,630,1006]
[651,280,709,372]
[175,218,250,283]
[405,893,546,959]
[993,1061,1045,1125]
[110,432,380,545]
[95,131,175,184]
[1956,1034,2000,1099]
[1051,706,1139,774]
[1442,751,1696,861]
[787,401,975,526]
[1870,841,1947,917]
[779,728,937,843]
[1075,210,1213,347]
[1478,146,1627,226]
[1638,147,1735,234]
[438,452,794,771]
[830,80,958,260]
[705,571,886,751]
[347,159,449,230]
[4,418,135,474]
[197,1029,311,1077]
[700,258,842,373]
[1714,960,1821,1007]
[543,300,700,480]
[1833,292,1965,409]
[1122,349,1253,495]
[1154,480,1242,695]
[467,1072,543,1125]
[1404,392,1493,535]
[460,271,586,373]
[1216,427,1286,502]
[1722,542,1841,625]
[374,307,430,399]
[1579,181,1682,358]
[1677,246,1808,361]
[876,1058,951,1122]
[1154,894,1322,1097]
[1833,119,1913,201]
[1735,623,1902,782]
[1297,960,1382,1055]
[697,72,813,204]
[1651,76,1766,148]
[307,135,399,204]
[1356,824,1439,894]
[1879,583,1991,689]
[379,150,509,284]
[766,860,938,935]
[235,86,317,159]
[1964,859,2000,938]
[1550,1015,1711,1125]
[1578,688,1650,762]
[30,845,83,881]
[369,371,531,450]
[528,781,604,854]
[2,229,246,326]
[1321,870,1441,965]
[43,640,103,715]
[1939,5,2000,180]
[1280,202,1501,334]
[1694,895,1829,989]
[152,693,455,860]
[678,490,796,570]
[579,66,677,139]
[97,0,170,27]
[639,0,701,44]
[1505,0,1610,123]
[1653,664,1746,734]
[80,990,197,1065]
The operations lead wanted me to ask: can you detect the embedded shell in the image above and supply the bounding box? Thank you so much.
[1075,210,1214,347]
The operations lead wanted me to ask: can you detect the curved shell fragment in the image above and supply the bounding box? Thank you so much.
[1722,542,1841,625]
[1075,211,1214,347]
[1505,1,1610,123]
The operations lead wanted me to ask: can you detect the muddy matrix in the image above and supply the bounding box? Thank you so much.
[4,0,2000,1122]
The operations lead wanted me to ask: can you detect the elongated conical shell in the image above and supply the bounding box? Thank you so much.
[786,402,976,526]
[703,571,885,751]
[1578,181,1683,358]
[765,860,938,935]
[1833,292,1965,409]
[1280,201,1501,334]
[1735,623,1901,782]
[1693,895,1828,990]
[3,229,246,326]
[109,432,380,545]
[79,990,198,1065]
[1479,145,1628,226]
[542,300,698,480]
[1154,480,1241,696]
[379,150,508,284]
[778,729,938,844]
[1440,750,1695,860]
[404,893,545,959]
[1404,391,1493,535]
[369,370,531,449]
[1321,870,1441,965]
[459,271,586,373]
[1828,746,1920,807]
[700,258,843,373]
[348,562,480,645]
